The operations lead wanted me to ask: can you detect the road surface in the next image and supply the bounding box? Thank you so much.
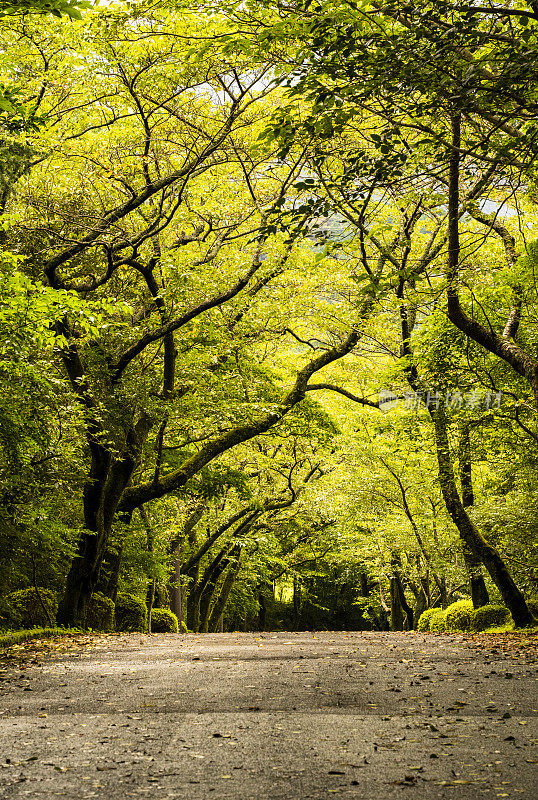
[0,631,536,798]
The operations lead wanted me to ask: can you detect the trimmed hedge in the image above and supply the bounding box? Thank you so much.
[445,600,474,632]
[86,592,114,632]
[150,608,178,633]
[471,604,512,631]
[2,588,58,629]
[115,593,147,632]
[429,608,447,632]
[417,608,438,632]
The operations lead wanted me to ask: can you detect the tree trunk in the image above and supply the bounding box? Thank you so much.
[408,573,427,625]
[258,591,266,632]
[170,550,182,622]
[186,588,200,633]
[147,578,155,633]
[57,414,152,627]
[208,553,243,633]
[293,577,302,627]
[459,422,490,608]
[200,545,241,632]
[168,503,205,623]
[462,545,491,608]
[432,406,533,626]
[445,114,538,411]
[188,545,230,632]
[390,556,413,630]
[389,577,405,631]
[56,532,105,627]
[96,545,123,602]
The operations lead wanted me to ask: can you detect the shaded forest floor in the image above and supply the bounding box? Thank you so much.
[0,631,536,799]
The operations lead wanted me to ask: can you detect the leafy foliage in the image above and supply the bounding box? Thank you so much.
[417,608,438,633]
[85,592,114,632]
[1,587,57,629]
[115,593,147,633]
[429,609,447,633]
[445,600,475,633]
[150,608,179,633]
[471,604,512,632]
[0,0,536,636]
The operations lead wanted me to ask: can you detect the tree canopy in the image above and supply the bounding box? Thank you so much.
[0,0,537,634]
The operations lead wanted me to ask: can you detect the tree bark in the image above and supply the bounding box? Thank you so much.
[390,555,413,630]
[170,551,183,623]
[432,406,533,626]
[389,577,405,631]
[199,545,241,633]
[97,545,123,602]
[458,422,490,608]
[208,552,243,633]
[56,415,152,627]
[188,545,230,632]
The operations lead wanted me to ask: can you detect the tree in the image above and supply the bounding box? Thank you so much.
[1,0,537,633]
[2,7,374,625]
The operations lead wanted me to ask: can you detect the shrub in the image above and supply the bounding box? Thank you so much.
[417,608,438,632]
[445,600,474,632]
[86,592,114,631]
[115,593,147,632]
[150,608,178,633]
[180,620,188,633]
[2,588,58,629]
[471,604,512,631]
[429,608,447,632]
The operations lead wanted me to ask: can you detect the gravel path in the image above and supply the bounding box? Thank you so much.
[0,631,536,799]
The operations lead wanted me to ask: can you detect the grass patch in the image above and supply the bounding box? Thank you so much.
[482,623,515,634]
[0,627,82,650]
[484,624,538,634]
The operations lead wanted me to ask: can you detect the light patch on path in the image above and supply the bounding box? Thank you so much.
[0,631,536,799]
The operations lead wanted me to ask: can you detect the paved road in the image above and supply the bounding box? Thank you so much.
[0,631,536,799]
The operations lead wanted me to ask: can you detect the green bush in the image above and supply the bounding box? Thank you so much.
[417,608,438,632]
[115,593,147,632]
[445,599,474,632]
[2,588,58,629]
[86,592,114,632]
[429,608,447,632]
[471,604,512,631]
[150,608,178,633]
[180,620,188,633]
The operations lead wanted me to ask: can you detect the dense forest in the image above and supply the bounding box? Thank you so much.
[1,0,537,638]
